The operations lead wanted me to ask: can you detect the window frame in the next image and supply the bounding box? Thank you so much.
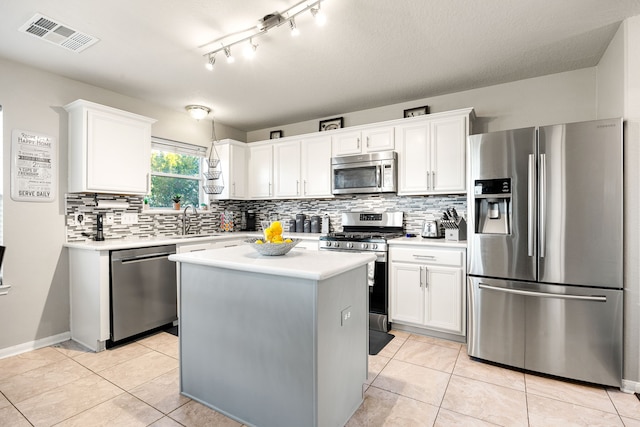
[149,137,208,209]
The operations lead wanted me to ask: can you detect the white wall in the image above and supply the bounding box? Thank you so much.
[247,68,597,142]
[0,57,242,353]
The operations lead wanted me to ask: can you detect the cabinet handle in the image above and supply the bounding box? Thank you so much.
[427,171,431,190]
[232,182,236,196]
[146,173,151,194]
[419,266,424,287]
[366,136,370,148]
[296,180,300,195]
[357,138,360,149]
[304,180,307,195]
[413,254,436,259]
[269,182,272,196]
[432,171,436,189]
[424,266,428,288]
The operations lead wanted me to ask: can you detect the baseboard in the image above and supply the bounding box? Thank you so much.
[621,379,640,393]
[391,322,466,344]
[0,331,71,359]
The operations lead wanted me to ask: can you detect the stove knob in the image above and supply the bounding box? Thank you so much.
[325,241,332,247]
[372,243,378,250]
[347,242,353,249]
[362,243,368,249]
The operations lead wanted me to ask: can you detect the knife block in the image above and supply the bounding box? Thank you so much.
[443,217,467,242]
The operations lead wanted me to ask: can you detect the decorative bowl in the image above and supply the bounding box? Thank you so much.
[244,238,300,256]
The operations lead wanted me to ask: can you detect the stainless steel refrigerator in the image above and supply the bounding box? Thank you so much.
[467,118,623,387]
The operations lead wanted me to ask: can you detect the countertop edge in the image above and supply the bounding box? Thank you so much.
[170,247,376,281]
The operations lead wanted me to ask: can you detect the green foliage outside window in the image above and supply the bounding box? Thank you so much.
[149,151,202,208]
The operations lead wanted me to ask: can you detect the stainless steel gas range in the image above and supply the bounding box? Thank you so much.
[319,212,404,332]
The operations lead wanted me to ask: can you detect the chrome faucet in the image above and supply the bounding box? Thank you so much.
[182,205,198,235]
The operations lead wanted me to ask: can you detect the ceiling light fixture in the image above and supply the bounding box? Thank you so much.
[185,105,211,120]
[200,0,325,68]
[224,46,235,63]
[289,18,300,37]
[243,39,258,59]
[205,54,216,71]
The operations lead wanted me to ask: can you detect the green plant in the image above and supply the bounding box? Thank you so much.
[172,194,182,203]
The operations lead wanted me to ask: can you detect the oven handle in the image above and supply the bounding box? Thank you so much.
[376,165,382,188]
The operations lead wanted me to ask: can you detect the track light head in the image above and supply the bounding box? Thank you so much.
[205,54,216,71]
[224,46,235,63]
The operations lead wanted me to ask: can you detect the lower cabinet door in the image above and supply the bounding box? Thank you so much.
[390,262,424,325]
[424,266,463,334]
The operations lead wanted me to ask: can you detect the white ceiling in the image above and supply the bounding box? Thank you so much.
[2,1,640,131]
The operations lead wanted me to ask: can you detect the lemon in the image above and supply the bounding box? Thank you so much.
[255,239,264,244]
[284,238,292,243]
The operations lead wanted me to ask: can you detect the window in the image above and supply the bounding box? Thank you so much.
[149,137,207,208]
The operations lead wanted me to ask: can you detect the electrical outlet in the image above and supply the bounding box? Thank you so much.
[72,212,84,226]
[340,306,352,326]
[105,213,114,225]
[121,213,138,225]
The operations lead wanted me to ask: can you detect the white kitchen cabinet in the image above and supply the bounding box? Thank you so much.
[272,135,333,199]
[65,99,156,195]
[301,134,333,197]
[389,244,466,336]
[395,109,473,195]
[208,139,248,200]
[248,143,273,198]
[273,140,302,198]
[331,126,394,156]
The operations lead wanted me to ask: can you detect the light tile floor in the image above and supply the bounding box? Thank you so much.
[0,330,639,426]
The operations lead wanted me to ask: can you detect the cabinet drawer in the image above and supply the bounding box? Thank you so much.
[390,247,462,267]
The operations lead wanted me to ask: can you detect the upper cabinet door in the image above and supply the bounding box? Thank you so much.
[430,115,467,193]
[301,134,333,198]
[65,100,155,195]
[332,131,362,156]
[362,126,394,152]
[248,144,273,198]
[395,122,430,194]
[273,140,302,198]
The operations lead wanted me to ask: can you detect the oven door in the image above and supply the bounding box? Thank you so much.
[332,160,382,194]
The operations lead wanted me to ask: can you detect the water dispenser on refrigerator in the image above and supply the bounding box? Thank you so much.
[473,178,511,235]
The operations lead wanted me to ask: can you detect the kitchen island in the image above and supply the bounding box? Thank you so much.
[169,244,376,427]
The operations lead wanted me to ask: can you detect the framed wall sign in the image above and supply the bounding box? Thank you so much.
[270,130,283,139]
[11,129,57,202]
[403,105,430,118]
[319,117,343,131]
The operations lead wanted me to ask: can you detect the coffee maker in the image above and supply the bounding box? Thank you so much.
[241,210,256,231]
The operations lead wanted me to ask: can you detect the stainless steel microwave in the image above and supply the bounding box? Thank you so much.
[331,151,398,194]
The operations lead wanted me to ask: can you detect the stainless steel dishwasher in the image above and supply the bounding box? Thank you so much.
[110,244,177,344]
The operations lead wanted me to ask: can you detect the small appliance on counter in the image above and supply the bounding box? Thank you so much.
[421,219,443,239]
[441,207,467,241]
[240,210,256,231]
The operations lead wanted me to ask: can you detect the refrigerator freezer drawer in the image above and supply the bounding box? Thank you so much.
[468,277,622,387]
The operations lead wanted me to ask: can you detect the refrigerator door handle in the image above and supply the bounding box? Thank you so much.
[539,153,546,258]
[528,154,535,256]
[478,283,606,302]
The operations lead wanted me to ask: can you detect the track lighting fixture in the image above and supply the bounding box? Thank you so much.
[200,0,325,69]
[185,105,211,120]
[205,54,216,71]
[243,39,258,59]
[224,46,235,63]
[289,18,300,37]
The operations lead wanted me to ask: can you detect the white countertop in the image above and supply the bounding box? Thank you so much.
[389,236,467,248]
[169,244,376,281]
[64,232,323,251]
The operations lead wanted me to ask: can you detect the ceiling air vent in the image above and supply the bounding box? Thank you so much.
[19,13,99,52]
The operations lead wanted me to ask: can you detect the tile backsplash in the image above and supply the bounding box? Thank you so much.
[65,193,467,242]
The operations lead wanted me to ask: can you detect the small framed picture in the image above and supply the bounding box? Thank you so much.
[319,117,344,132]
[403,105,430,118]
[270,130,283,139]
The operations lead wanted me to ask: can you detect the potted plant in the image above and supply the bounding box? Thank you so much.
[143,197,149,210]
[172,194,181,210]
